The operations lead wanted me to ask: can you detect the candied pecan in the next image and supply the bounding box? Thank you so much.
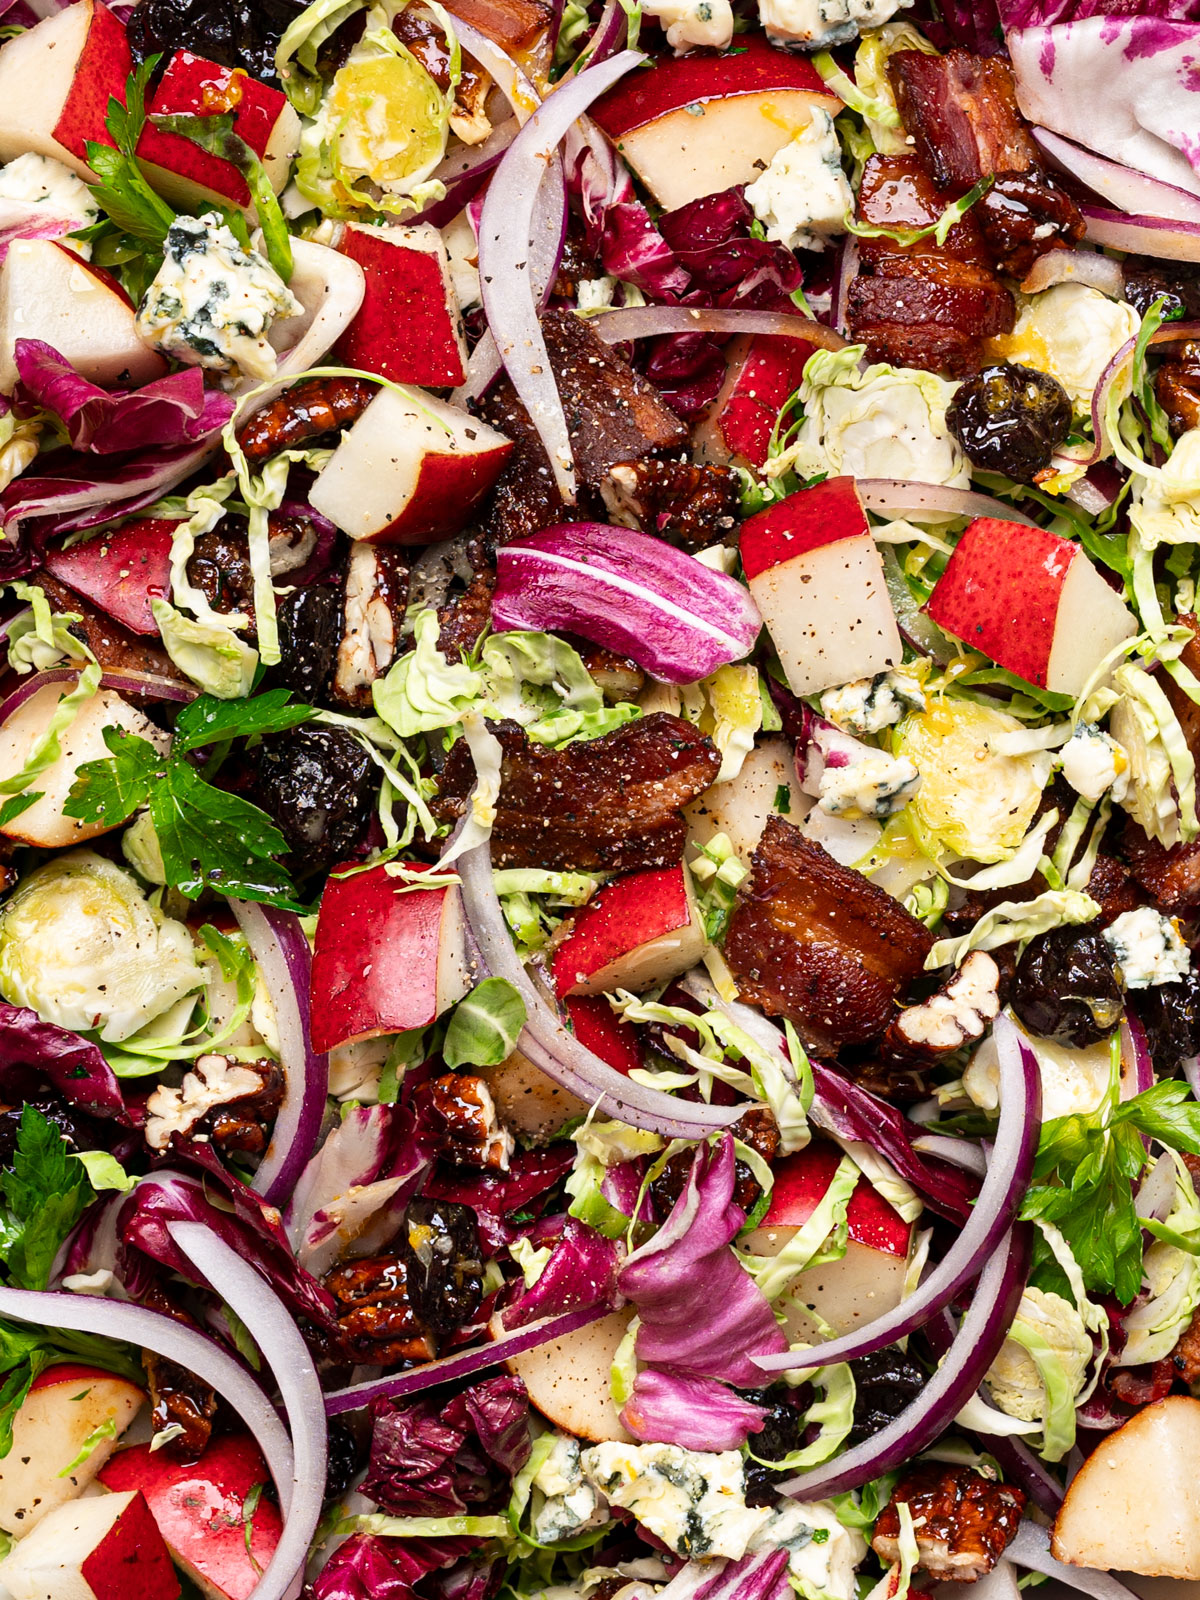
[186,523,256,622]
[1156,340,1200,439]
[138,1284,218,1459]
[650,1107,780,1219]
[143,1056,282,1155]
[415,1073,515,1172]
[725,816,934,1053]
[34,573,182,685]
[438,564,497,662]
[331,542,410,710]
[569,638,644,703]
[393,5,492,143]
[872,1464,1025,1581]
[978,170,1084,279]
[324,1255,436,1366]
[235,375,376,468]
[1124,257,1200,322]
[601,456,740,550]
[433,713,721,871]
[888,50,1039,193]
[884,950,1001,1063]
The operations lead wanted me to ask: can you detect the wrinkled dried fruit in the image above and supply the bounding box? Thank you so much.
[1010,926,1124,1047]
[947,362,1072,481]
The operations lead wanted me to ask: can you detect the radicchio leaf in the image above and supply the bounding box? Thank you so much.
[621,1369,769,1449]
[0,1003,127,1121]
[310,1534,476,1600]
[502,1217,620,1329]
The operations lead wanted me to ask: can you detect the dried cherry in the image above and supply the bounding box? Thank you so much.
[1009,926,1124,1047]
[128,0,309,87]
[253,725,375,874]
[947,361,1072,481]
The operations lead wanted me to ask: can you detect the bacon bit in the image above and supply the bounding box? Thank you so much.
[438,563,497,662]
[888,51,1039,192]
[872,1464,1025,1582]
[724,815,934,1053]
[1123,822,1200,916]
[432,713,721,872]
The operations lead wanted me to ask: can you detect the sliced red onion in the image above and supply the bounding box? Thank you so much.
[1007,1522,1140,1600]
[593,306,848,350]
[989,1438,1066,1516]
[167,1220,324,1600]
[857,480,1040,526]
[832,236,859,339]
[458,836,742,1139]
[1082,204,1200,264]
[1066,469,1119,516]
[754,1015,1040,1374]
[1086,319,1200,466]
[419,120,518,228]
[578,0,628,65]
[478,52,640,501]
[1034,128,1200,227]
[1020,248,1125,297]
[776,1225,1031,1498]
[0,666,196,726]
[493,522,762,684]
[1120,1014,1155,1101]
[230,902,328,1207]
[324,1302,612,1414]
[912,1134,989,1176]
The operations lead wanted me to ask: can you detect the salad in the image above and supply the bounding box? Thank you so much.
[0,0,1196,1594]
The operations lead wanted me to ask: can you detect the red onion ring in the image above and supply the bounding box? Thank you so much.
[857,479,1040,526]
[988,1437,1065,1516]
[753,1015,1041,1374]
[1086,320,1200,467]
[167,1220,324,1600]
[1007,1522,1140,1600]
[776,1225,1032,1498]
[1033,127,1200,228]
[419,119,518,228]
[3,440,221,546]
[1020,248,1126,298]
[1082,205,1200,265]
[911,1133,989,1176]
[457,835,741,1139]
[230,902,328,1208]
[324,1302,612,1414]
[0,666,197,727]
[477,54,641,499]
[592,306,848,350]
[0,1280,299,1594]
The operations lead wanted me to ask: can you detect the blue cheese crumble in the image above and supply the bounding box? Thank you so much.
[820,669,926,737]
[749,1502,868,1600]
[818,750,921,820]
[744,109,852,254]
[136,212,302,383]
[580,1443,769,1560]
[756,0,911,50]
[1104,906,1191,990]
[0,153,99,251]
[1059,722,1132,805]
[642,0,734,50]
[532,1436,604,1544]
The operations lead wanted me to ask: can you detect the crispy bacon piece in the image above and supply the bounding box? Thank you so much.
[1173,1306,1200,1384]
[847,156,1014,377]
[873,1465,1025,1582]
[479,310,686,546]
[235,374,376,467]
[443,0,550,50]
[602,456,740,550]
[35,573,183,684]
[1124,822,1200,915]
[888,50,1039,193]
[977,171,1083,279]
[724,816,934,1053]
[432,713,721,871]
[438,562,497,661]
[1156,340,1200,438]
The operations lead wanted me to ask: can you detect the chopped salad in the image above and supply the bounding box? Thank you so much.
[0,0,1195,1596]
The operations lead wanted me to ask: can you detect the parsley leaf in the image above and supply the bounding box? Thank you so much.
[0,1108,95,1292]
[1112,1078,1200,1154]
[148,109,294,282]
[63,690,315,909]
[83,58,175,249]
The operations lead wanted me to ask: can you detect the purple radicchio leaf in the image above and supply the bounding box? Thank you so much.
[503,1217,620,1330]
[0,1003,127,1121]
[621,1369,769,1450]
[308,1534,476,1600]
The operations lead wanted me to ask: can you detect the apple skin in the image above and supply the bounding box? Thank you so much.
[310,860,472,1051]
[740,477,902,697]
[137,51,301,213]
[0,1364,144,1537]
[0,1490,180,1600]
[307,387,513,545]
[99,1434,281,1600]
[696,333,818,469]
[52,1,131,169]
[335,223,469,388]
[925,517,1135,695]
[43,518,178,638]
[549,866,706,998]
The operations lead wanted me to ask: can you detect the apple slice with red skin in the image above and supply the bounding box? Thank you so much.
[591,37,840,211]
[0,1364,144,1537]
[0,0,131,177]
[740,475,903,698]
[310,860,472,1051]
[685,736,810,863]
[136,51,301,214]
[308,386,513,544]
[0,239,166,394]
[99,1434,281,1600]
[741,1139,913,1342]
[0,1490,179,1600]
[334,222,469,388]
[695,333,818,470]
[925,517,1136,697]
[549,865,707,998]
[43,518,178,638]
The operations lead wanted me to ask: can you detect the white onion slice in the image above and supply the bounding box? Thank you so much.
[1007,1523,1139,1600]
[1034,127,1200,227]
[592,306,848,350]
